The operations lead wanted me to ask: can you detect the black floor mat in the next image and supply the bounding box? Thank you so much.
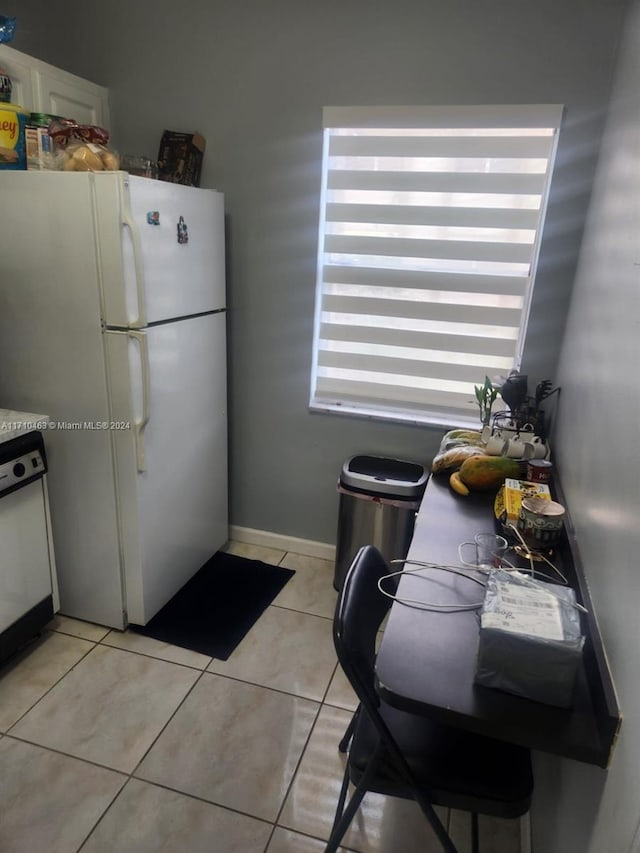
[130,551,295,659]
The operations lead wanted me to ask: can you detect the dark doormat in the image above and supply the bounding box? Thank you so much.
[130,551,295,659]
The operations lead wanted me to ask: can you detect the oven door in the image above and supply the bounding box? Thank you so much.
[0,478,54,658]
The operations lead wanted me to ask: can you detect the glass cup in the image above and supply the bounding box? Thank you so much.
[458,533,509,569]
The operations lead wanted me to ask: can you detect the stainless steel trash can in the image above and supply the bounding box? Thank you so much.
[333,455,429,590]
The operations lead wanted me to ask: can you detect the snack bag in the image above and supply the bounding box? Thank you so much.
[0,16,16,45]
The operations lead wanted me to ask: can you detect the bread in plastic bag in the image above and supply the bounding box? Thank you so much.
[431,444,484,474]
[48,119,120,172]
[60,141,120,172]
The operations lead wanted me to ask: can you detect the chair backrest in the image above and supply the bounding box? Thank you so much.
[333,545,395,713]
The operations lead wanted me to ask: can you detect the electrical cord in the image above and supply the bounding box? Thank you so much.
[377,559,487,612]
[380,543,587,616]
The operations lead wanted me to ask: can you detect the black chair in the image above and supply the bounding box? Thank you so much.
[326,545,533,853]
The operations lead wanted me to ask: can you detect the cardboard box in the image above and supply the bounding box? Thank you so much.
[25,125,57,170]
[157,130,205,187]
[495,478,551,527]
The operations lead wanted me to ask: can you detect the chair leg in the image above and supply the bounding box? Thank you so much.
[412,789,459,853]
[339,707,359,753]
[471,812,479,853]
[325,777,366,853]
[329,762,351,837]
[325,748,382,853]
[330,728,459,853]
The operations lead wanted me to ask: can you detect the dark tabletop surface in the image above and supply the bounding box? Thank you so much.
[375,475,620,768]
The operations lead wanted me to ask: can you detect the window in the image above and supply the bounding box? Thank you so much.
[310,105,563,426]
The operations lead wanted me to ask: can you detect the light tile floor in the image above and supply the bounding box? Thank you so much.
[0,542,523,853]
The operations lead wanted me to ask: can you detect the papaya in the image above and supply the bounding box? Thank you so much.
[458,454,521,492]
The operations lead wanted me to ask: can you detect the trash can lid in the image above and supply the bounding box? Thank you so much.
[340,455,428,499]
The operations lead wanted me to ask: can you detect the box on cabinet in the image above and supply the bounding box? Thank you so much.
[157,130,205,187]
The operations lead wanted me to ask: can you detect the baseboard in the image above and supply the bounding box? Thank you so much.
[520,812,532,853]
[229,525,336,562]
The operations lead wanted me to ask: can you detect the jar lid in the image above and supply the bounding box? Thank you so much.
[29,112,63,125]
[522,497,565,517]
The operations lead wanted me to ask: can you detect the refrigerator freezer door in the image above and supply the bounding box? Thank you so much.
[94,173,226,326]
[0,171,126,629]
[105,311,228,625]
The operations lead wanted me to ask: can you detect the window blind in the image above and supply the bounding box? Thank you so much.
[310,105,563,426]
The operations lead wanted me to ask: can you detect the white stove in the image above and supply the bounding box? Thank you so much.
[0,409,59,664]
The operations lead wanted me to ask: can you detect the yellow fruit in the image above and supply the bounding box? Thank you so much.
[458,455,521,492]
[443,429,482,441]
[431,445,485,474]
[449,471,470,496]
[439,429,484,451]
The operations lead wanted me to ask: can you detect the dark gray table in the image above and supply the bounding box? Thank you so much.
[375,475,620,768]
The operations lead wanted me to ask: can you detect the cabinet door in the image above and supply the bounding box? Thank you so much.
[0,44,38,110]
[34,68,109,128]
[0,44,109,128]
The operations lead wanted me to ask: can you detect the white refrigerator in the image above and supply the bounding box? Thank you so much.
[0,171,228,629]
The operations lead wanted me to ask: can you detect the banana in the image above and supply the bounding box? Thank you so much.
[449,471,470,496]
[444,429,483,441]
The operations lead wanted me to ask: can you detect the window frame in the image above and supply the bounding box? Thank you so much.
[309,104,563,428]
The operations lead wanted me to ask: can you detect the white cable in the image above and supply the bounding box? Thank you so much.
[499,567,589,615]
[381,548,587,615]
[378,561,486,612]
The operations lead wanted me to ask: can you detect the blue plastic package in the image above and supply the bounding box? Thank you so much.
[0,16,16,44]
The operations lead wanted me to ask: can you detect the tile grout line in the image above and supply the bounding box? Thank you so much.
[266,548,342,848]
[3,632,98,736]
[4,546,355,852]
[72,666,214,853]
[69,550,338,851]
[268,550,360,850]
[267,686,333,849]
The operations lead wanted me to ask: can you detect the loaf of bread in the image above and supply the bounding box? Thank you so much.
[61,142,120,172]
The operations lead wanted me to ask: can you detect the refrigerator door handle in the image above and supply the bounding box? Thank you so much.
[129,330,151,472]
[122,212,147,329]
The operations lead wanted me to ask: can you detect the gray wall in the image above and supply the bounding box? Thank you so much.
[3,1,627,546]
[531,2,640,850]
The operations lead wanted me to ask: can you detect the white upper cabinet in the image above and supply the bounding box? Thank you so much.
[0,45,34,109]
[0,44,109,129]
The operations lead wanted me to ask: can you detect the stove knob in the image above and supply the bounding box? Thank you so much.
[13,462,26,478]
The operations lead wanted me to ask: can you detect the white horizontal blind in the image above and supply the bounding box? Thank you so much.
[310,105,563,425]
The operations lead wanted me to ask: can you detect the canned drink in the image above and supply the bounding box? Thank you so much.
[526,459,553,483]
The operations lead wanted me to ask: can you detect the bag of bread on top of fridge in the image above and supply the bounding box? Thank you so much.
[48,119,120,172]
